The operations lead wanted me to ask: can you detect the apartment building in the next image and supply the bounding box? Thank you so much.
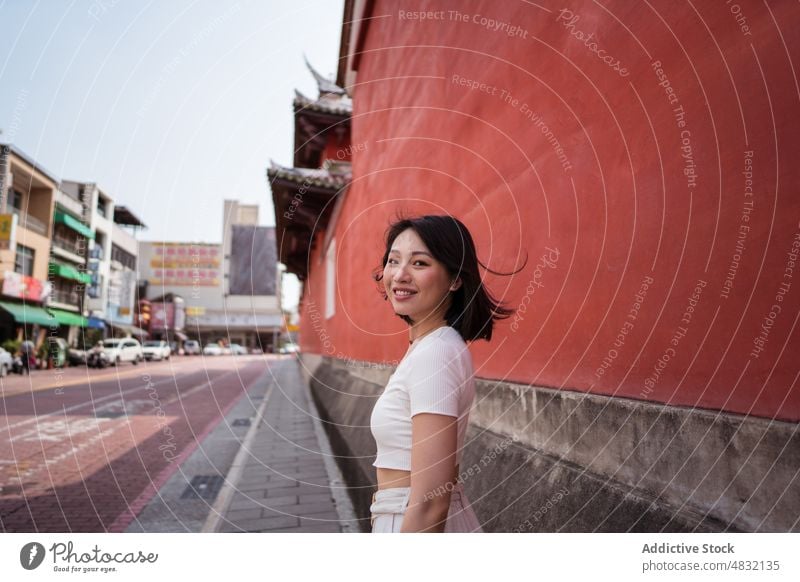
[48,187,93,344]
[62,180,147,339]
[0,144,59,346]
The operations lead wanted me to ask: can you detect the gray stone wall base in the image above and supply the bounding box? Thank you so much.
[299,354,799,532]
[459,427,730,532]
[299,353,378,532]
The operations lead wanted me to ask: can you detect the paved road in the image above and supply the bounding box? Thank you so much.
[0,355,271,532]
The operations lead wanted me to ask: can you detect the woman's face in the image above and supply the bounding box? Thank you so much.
[383,228,460,324]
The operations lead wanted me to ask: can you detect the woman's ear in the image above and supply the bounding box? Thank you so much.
[450,278,462,292]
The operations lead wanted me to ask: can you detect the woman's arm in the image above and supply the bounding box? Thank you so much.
[400,412,458,533]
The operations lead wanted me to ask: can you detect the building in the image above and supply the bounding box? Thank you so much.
[106,206,146,337]
[63,179,148,339]
[0,147,147,350]
[0,144,60,346]
[48,186,93,345]
[138,200,283,351]
[277,1,800,532]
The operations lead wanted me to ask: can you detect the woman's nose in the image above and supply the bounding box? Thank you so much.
[392,264,411,281]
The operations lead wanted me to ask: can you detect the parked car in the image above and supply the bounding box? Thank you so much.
[183,340,201,355]
[202,343,223,356]
[0,347,13,376]
[142,340,171,361]
[279,344,300,354]
[229,343,247,355]
[102,338,144,365]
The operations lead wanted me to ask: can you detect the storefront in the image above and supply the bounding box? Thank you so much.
[0,271,53,348]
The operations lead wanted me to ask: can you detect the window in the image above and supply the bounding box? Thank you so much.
[111,243,136,270]
[14,244,34,276]
[91,232,105,260]
[325,238,335,319]
[88,273,102,298]
[97,197,107,218]
[8,189,23,214]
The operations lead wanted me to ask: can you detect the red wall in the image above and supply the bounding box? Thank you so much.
[321,127,353,163]
[301,0,800,421]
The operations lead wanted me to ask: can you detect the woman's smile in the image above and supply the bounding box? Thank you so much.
[391,287,417,301]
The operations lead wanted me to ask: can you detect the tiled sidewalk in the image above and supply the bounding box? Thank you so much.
[205,357,357,532]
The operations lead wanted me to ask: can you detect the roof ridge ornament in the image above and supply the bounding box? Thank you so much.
[303,54,346,97]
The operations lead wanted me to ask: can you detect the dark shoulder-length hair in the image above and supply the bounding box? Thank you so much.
[372,212,527,343]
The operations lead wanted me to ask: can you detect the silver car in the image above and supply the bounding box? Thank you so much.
[183,340,201,355]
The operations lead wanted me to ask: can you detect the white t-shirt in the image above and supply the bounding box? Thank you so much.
[370,325,476,471]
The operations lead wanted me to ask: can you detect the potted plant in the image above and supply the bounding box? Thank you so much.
[37,343,49,369]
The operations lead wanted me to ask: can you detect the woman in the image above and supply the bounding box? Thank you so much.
[369,214,524,532]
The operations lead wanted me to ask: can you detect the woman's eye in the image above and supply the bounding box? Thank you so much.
[386,258,427,266]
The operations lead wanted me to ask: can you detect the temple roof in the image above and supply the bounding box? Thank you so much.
[267,159,351,190]
[268,61,354,281]
[293,89,352,116]
[267,160,349,281]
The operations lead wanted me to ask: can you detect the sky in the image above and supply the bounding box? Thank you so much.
[0,0,345,311]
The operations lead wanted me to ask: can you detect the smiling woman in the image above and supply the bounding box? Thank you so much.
[368,214,526,532]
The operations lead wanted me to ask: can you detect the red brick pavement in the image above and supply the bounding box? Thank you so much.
[0,357,269,532]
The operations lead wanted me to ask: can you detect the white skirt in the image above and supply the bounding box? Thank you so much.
[370,481,483,533]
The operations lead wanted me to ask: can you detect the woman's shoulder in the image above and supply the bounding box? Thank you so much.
[424,327,473,369]
[433,326,470,352]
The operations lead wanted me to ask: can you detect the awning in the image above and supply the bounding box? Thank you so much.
[174,331,188,341]
[54,209,95,240]
[48,308,88,327]
[87,316,106,329]
[0,301,55,326]
[113,206,147,228]
[111,323,149,337]
[128,326,149,337]
[49,261,92,284]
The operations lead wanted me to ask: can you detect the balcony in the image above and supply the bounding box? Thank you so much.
[52,234,87,258]
[50,288,83,306]
[13,210,48,237]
